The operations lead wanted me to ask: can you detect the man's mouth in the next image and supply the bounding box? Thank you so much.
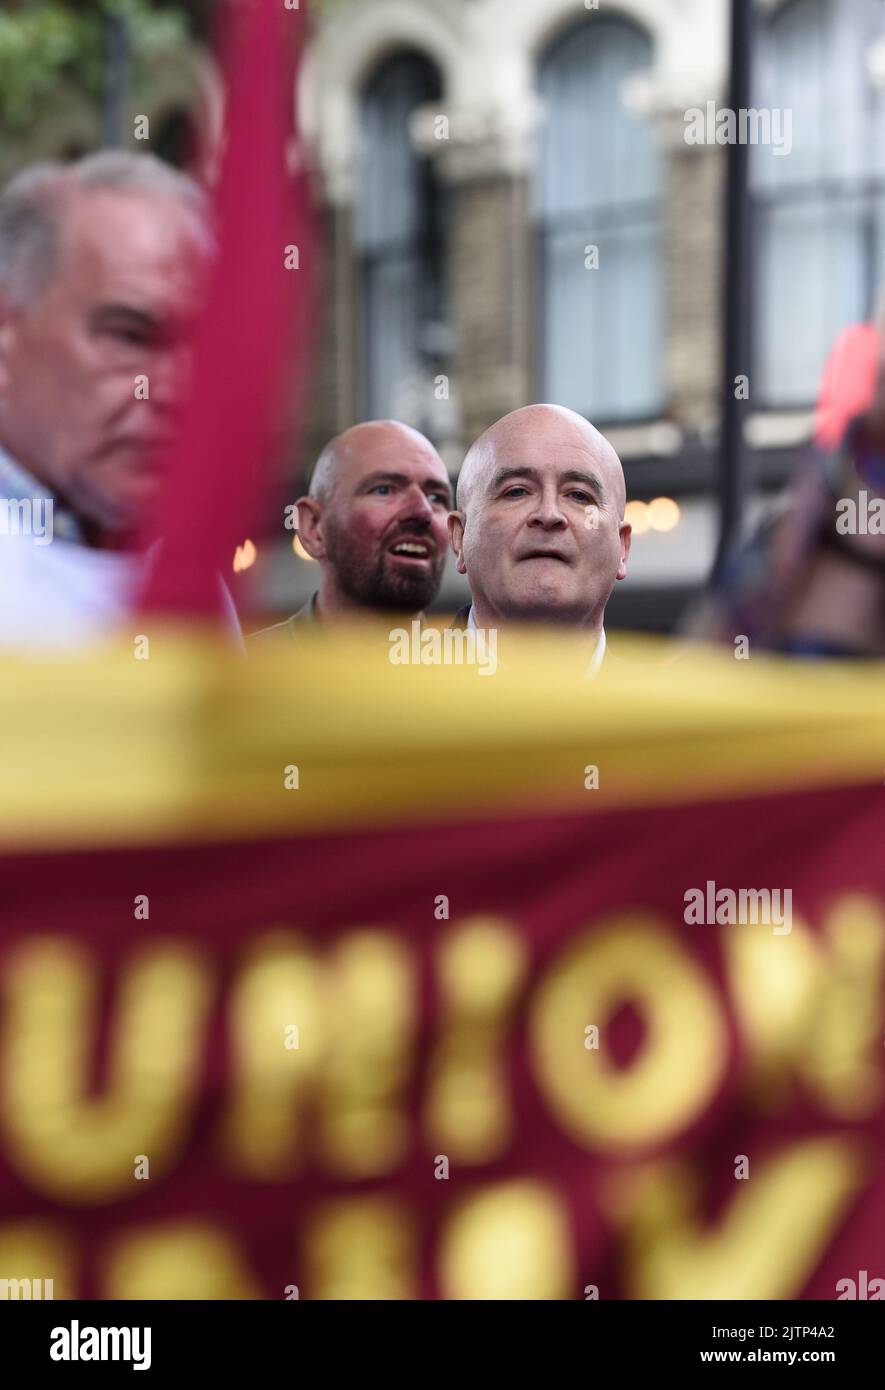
[388,538,434,562]
[518,549,571,564]
[101,439,173,467]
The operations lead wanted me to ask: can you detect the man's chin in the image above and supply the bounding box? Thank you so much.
[495,588,593,626]
[372,582,439,613]
[72,471,162,543]
[74,494,151,547]
[367,562,442,612]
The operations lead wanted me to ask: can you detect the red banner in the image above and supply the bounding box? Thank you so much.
[1,783,882,1300]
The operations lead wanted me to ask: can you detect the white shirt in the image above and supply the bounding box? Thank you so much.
[465,604,607,676]
[0,446,242,651]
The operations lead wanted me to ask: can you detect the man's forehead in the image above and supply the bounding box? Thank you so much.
[482,436,608,486]
[60,190,205,285]
[339,431,448,485]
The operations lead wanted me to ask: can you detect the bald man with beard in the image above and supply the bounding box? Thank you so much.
[250,420,452,645]
[448,405,631,671]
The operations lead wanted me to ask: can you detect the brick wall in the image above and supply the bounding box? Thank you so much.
[663,142,725,433]
[449,174,533,446]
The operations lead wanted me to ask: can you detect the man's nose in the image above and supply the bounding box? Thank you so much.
[528,488,567,528]
[399,484,434,525]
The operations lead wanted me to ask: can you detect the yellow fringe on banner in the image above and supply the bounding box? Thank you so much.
[2,627,883,849]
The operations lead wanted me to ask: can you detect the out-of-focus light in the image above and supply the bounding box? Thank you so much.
[233,539,257,573]
[292,534,315,562]
[624,500,650,535]
[648,497,681,532]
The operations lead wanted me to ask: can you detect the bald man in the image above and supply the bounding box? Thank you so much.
[251,420,452,644]
[448,405,631,667]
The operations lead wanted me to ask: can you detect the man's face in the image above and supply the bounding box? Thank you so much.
[450,418,631,627]
[0,188,206,541]
[304,429,452,612]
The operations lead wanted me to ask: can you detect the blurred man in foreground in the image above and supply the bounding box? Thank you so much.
[0,150,239,648]
[251,420,452,645]
[448,404,631,671]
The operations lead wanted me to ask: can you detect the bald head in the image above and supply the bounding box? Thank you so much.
[448,404,631,632]
[310,420,444,505]
[457,404,626,517]
[296,419,452,618]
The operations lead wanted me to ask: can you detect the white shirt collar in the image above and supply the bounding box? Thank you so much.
[466,605,606,676]
[587,625,607,675]
[0,442,85,543]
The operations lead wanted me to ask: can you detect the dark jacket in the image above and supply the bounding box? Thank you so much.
[247,594,318,650]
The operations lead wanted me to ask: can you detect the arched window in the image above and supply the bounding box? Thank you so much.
[753,0,885,406]
[537,18,662,424]
[356,52,448,428]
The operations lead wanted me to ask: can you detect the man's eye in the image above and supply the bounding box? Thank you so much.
[502,486,529,498]
[428,491,450,506]
[568,490,594,504]
[107,326,151,348]
[370,484,393,495]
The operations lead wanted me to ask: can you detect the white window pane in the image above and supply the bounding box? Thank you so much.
[538,18,661,422]
[753,0,885,404]
[357,54,448,422]
[757,197,867,406]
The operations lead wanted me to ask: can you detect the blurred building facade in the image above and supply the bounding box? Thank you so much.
[286,0,885,627]
[4,0,885,626]
[0,16,219,187]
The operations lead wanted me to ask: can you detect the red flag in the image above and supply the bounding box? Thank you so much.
[139,0,314,617]
[814,323,879,450]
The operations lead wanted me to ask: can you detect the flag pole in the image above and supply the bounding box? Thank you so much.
[103,13,130,149]
[712,0,754,585]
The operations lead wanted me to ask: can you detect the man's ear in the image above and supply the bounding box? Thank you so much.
[447,510,467,575]
[616,521,632,582]
[295,495,326,561]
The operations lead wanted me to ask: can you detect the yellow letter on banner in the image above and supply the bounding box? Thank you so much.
[438,1180,574,1299]
[725,894,885,1119]
[0,1220,76,1299]
[304,1197,416,1300]
[0,939,211,1204]
[424,917,527,1163]
[104,1221,262,1299]
[221,929,414,1181]
[218,931,323,1178]
[529,916,728,1151]
[318,931,415,1179]
[611,1137,865,1299]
